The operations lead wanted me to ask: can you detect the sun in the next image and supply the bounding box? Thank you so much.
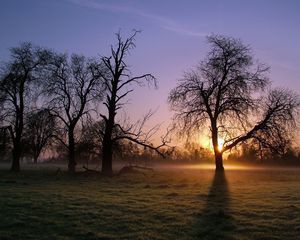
[218,138,224,152]
[199,135,225,153]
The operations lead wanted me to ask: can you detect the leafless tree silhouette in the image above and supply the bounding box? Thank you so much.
[0,126,12,159]
[169,35,299,171]
[99,31,170,176]
[0,43,53,171]
[23,108,56,164]
[45,53,105,173]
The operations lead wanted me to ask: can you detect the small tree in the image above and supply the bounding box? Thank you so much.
[45,53,104,173]
[75,119,105,167]
[169,35,299,171]
[0,126,12,161]
[100,31,169,176]
[23,108,56,164]
[0,43,52,171]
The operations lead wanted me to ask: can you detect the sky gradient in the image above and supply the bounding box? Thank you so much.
[1,0,300,143]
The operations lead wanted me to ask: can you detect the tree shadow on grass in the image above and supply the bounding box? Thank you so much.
[193,171,236,240]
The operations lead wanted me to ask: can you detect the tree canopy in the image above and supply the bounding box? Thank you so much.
[169,35,299,171]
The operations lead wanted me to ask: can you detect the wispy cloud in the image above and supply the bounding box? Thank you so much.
[68,0,207,37]
[162,25,207,37]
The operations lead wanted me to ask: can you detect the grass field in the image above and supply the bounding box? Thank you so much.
[0,164,300,240]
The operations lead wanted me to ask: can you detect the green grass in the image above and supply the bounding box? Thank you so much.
[0,164,300,239]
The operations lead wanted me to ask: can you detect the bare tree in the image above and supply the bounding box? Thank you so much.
[45,53,104,173]
[75,119,105,167]
[99,31,169,176]
[169,35,299,171]
[0,43,53,171]
[23,108,56,164]
[0,126,12,160]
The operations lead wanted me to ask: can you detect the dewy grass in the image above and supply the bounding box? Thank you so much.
[0,165,300,240]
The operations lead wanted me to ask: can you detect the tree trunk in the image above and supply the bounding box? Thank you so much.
[11,142,21,172]
[11,77,25,172]
[101,104,114,176]
[101,92,116,177]
[33,148,41,164]
[68,130,76,174]
[33,155,38,164]
[101,134,113,177]
[101,72,118,177]
[211,120,224,172]
[215,152,224,171]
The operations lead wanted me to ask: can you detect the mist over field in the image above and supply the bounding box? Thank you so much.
[1,164,300,240]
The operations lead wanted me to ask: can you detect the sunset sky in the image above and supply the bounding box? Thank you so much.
[1,0,300,144]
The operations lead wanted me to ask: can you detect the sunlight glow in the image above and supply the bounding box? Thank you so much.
[198,135,226,153]
[176,164,251,170]
[218,138,224,152]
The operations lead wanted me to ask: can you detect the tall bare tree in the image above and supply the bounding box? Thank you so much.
[0,43,52,171]
[23,108,56,164]
[100,31,169,176]
[45,53,104,173]
[169,35,299,171]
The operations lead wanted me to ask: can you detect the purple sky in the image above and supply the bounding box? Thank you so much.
[1,0,300,143]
